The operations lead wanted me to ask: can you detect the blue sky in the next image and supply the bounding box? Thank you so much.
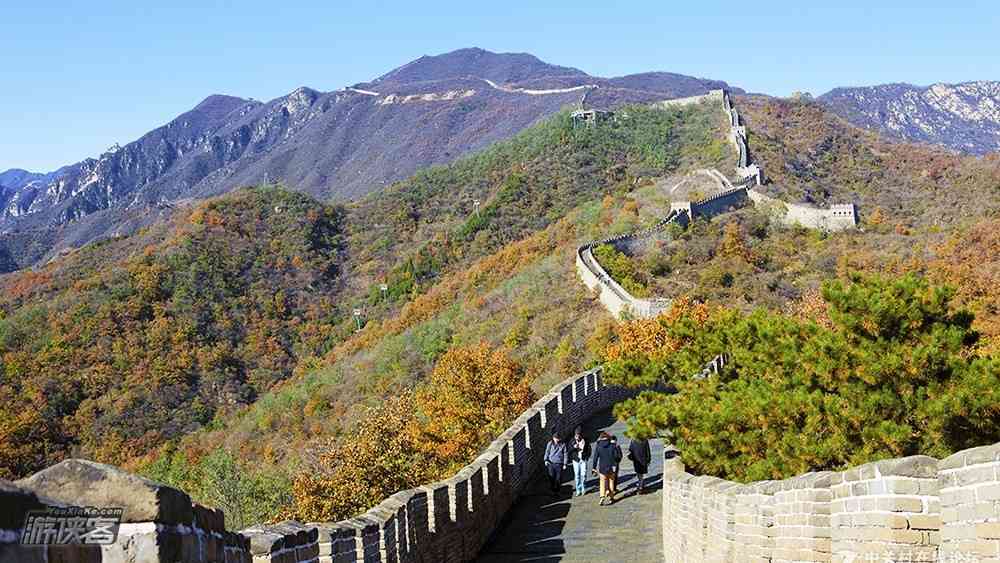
[2,0,998,172]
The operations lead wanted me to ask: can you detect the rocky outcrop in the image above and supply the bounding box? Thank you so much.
[1,472,253,563]
[820,81,1000,155]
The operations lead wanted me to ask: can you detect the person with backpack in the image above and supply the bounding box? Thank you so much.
[590,431,617,505]
[568,426,590,497]
[628,436,652,493]
[543,433,568,496]
[609,435,623,497]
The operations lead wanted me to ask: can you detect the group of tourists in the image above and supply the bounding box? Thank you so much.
[542,426,652,505]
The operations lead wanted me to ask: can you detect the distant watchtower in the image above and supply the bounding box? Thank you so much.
[571,109,614,127]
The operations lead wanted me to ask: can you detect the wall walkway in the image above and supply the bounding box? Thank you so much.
[477,409,664,563]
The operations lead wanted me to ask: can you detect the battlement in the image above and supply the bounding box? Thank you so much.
[1,368,633,563]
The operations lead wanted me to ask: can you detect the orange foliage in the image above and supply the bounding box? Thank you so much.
[410,343,535,468]
[287,343,534,522]
[603,297,712,362]
[928,219,1000,353]
[717,222,760,265]
[792,288,834,330]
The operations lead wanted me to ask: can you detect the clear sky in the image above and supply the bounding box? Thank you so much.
[3,0,998,172]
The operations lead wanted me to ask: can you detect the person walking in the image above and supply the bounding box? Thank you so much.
[609,435,623,497]
[543,434,568,496]
[569,426,590,497]
[628,436,652,493]
[590,432,617,505]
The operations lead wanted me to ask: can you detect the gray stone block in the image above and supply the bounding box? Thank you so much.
[15,459,193,525]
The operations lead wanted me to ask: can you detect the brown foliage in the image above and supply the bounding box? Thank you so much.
[286,343,535,522]
[410,343,535,469]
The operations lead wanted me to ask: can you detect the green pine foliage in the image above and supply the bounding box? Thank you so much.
[592,243,650,297]
[605,273,1000,482]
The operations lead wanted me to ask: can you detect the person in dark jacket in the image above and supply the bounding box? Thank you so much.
[543,434,568,496]
[628,436,653,493]
[609,435,623,497]
[569,426,590,496]
[590,432,617,505]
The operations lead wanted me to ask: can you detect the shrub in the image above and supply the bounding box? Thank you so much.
[604,273,1000,482]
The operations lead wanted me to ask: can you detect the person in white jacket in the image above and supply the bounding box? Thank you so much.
[569,426,591,497]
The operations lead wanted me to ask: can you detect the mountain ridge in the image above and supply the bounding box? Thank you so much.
[818,80,1000,155]
[0,47,740,272]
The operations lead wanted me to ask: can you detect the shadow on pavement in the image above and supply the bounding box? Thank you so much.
[476,407,664,562]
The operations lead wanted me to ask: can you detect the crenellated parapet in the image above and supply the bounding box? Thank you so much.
[1,368,634,563]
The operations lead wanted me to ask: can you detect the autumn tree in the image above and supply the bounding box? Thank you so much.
[410,343,535,471]
[286,396,431,523]
[286,343,535,522]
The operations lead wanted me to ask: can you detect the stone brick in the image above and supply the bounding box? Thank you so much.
[980,523,1000,540]
[980,483,1000,501]
[877,497,925,513]
[955,465,998,486]
[15,459,193,525]
[908,514,942,530]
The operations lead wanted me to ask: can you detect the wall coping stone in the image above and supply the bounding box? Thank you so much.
[14,458,194,526]
[939,442,1000,470]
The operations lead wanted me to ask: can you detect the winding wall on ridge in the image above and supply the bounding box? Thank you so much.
[578,89,858,321]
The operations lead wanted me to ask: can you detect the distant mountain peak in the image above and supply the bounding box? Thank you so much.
[0,48,741,272]
[820,81,1000,155]
[371,47,587,86]
[193,93,251,111]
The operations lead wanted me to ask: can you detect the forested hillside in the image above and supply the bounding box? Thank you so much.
[3,92,997,527]
[0,99,730,519]
[0,188,347,478]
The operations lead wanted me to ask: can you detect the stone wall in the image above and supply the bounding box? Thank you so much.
[576,90,860,321]
[661,442,1000,562]
[652,89,725,109]
[576,211,682,320]
[1,367,632,563]
[1,460,258,563]
[689,185,752,219]
[747,189,858,232]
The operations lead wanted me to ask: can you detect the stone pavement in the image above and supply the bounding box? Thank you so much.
[476,408,664,563]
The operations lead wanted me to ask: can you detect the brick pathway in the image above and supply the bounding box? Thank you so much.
[476,408,664,563]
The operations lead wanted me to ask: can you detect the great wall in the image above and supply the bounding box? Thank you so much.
[3,92,999,563]
[577,89,858,321]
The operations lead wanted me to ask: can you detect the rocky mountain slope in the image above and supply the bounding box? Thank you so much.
[3,90,998,526]
[0,99,731,481]
[0,47,739,272]
[819,81,1000,155]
